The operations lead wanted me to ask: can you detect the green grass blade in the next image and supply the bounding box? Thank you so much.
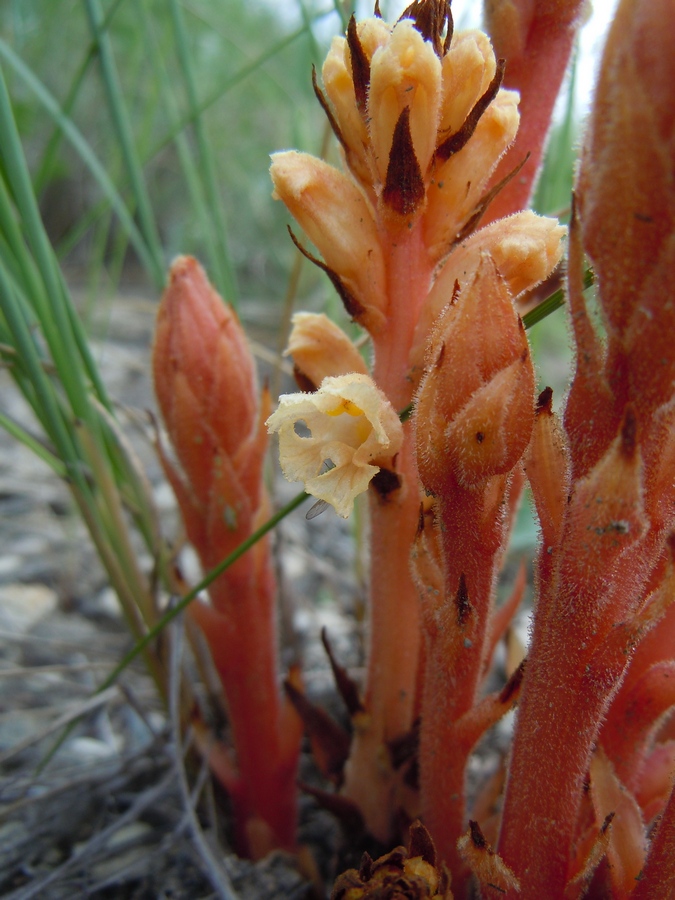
[522,267,594,330]
[33,0,129,197]
[0,64,103,425]
[167,0,238,304]
[148,24,308,160]
[0,39,160,282]
[137,1,223,295]
[83,0,165,287]
[0,410,67,477]
[0,261,81,475]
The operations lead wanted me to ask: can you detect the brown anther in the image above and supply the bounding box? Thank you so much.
[536,386,553,413]
[456,572,471,626]
[372,467,403,499]
[292,364,318,393]
[469,819,489,850]
[400,0,453,59]
[436,59,506,161]
[383,107,426,216]
[347,15,371,116]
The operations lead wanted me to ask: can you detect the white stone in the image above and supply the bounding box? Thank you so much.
[0,583,58,634]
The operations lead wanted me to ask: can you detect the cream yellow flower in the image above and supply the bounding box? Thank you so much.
[267,374,403,517]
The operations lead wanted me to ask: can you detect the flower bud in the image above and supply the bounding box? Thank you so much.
[267,373,403,518]
[270,152,387,332]
[411,211,565,380]
[438,30,497,136]
[424,89,520,260]
[322,19,392,189]
[285,312,368,391]
[152,256,264,511]
[416,254,534,492]
[368,19,442,186]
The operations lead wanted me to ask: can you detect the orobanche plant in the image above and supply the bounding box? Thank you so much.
[150,0,675,896]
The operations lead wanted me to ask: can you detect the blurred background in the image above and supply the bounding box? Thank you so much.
[0,0,614,327]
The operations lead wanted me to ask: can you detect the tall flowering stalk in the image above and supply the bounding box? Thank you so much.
[152,257,301,859]
[413,252,536,881]
[493,0,675,895]
[269,0,564,847]
[492,0,675,897]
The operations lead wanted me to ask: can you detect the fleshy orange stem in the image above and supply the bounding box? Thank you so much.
[418,480,512,881]
[342,223,434,841]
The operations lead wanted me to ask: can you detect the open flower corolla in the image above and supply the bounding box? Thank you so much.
[267,374,403,517]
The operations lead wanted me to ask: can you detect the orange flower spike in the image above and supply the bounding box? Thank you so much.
[270,0,562,853]
[152,257,300,858]
[484,0,588,220]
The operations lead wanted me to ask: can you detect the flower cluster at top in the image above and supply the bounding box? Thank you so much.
[267,0,565,515]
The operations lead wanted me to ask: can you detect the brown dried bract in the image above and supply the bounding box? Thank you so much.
[331,821,451,899]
